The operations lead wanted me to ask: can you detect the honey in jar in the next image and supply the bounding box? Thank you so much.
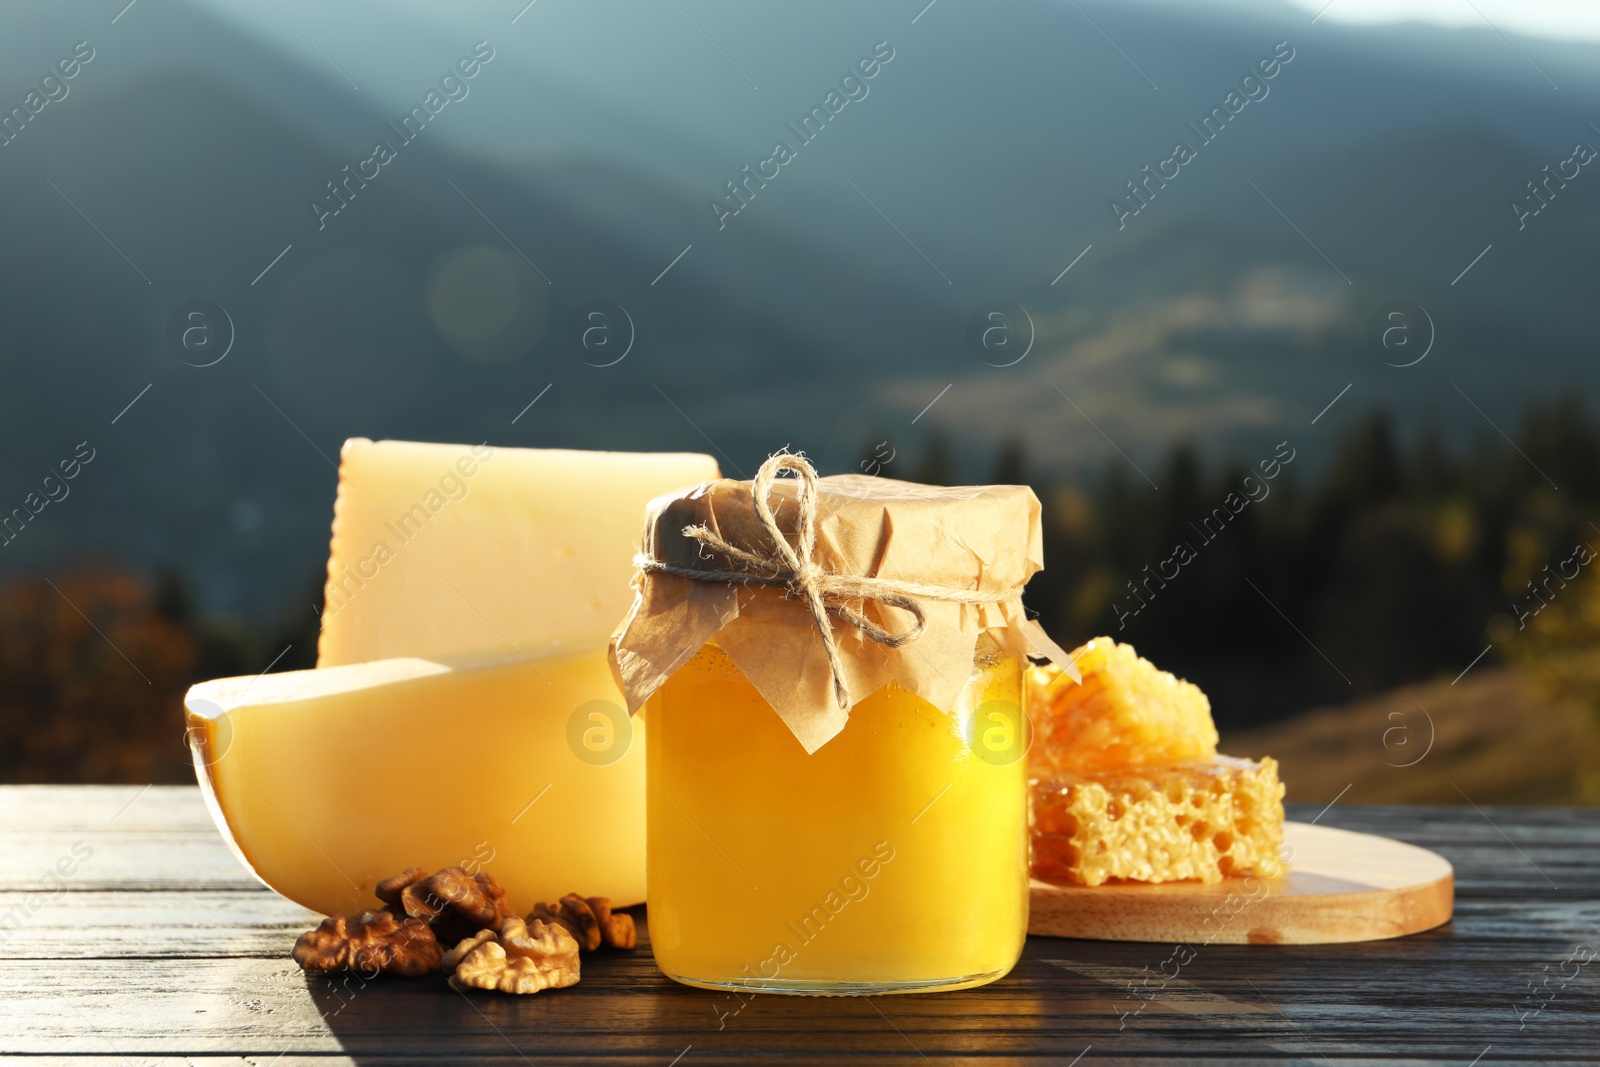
[611,454,1074,994]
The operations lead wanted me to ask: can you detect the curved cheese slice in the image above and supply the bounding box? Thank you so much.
[186,640,646,917]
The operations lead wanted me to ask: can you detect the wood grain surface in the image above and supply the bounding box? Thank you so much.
[1029,820,1456,944]
[1,786,1596,1065]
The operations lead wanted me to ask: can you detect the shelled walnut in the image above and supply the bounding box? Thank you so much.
[447,916,581,995]
[377,866,511,946]
[291,867,631,993]
[530,893,636,951]
[292,909,442,977]
[374,867,429,908]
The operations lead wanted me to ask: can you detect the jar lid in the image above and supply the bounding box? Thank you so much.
[609,452,1076,753]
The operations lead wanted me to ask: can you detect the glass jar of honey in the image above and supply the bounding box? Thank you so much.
[610,454,1073,995]
[646,635,1026,994]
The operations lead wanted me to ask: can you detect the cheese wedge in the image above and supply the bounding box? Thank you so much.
[187,640,645,917]
[318,440,720,666]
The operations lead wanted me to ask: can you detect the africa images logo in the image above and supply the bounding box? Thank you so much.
[311,42,496,230]
[1109,40,1295,230]
[708,41,896,230]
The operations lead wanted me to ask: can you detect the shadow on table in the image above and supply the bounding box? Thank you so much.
[1021,919,1465,1061]
[302,906,1463,1062]
[302,904,1098,1063]
[302,906,748,1063]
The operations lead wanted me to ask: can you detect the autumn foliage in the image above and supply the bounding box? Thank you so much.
[0,569,197,783]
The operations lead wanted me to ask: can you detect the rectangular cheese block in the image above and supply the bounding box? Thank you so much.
[318,440,719,666]
[186,640,645,916]
[1031,756,1285,887]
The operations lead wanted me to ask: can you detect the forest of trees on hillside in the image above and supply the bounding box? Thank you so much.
[888,396,1600,732]
[4,397,1599,782]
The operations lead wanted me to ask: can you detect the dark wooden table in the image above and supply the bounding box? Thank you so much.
[1,787,1595,1065]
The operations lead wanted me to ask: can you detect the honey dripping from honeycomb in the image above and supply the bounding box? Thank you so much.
[1027,638,1285,887]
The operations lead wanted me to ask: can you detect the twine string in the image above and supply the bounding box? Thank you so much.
[637,453,1018,710]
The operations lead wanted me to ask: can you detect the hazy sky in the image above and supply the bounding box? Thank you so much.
[194,0,1600,47]
[1279,0,1600,42]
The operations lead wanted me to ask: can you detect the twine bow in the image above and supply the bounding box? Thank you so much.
[637,452,1019,710]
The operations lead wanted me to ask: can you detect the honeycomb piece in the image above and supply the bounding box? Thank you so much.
[1028,637,1218,776]
[1031,756,1286,887]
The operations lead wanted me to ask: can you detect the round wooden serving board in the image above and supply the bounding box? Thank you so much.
[1029,821,1454,944]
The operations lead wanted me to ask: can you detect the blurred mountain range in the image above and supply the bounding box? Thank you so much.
[0,0,1596,621]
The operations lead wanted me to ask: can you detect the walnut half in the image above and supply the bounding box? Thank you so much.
[530,893,636,952]
[379,866,511,946]
[448,916,581,995]
[292,910,442,977]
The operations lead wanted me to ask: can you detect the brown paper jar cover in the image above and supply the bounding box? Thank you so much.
[608,463,1075,753]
